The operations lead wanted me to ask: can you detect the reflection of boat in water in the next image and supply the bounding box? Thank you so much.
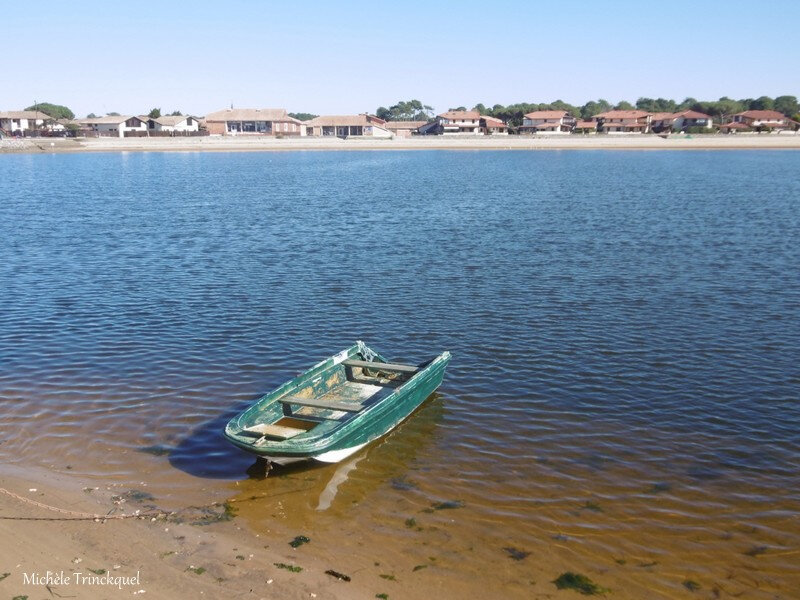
[224,341,450,466]
[229,394,446,525]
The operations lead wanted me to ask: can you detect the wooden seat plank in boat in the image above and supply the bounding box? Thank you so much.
[242,423,306,440]
[342,359,419,374]
[280,396,362,413]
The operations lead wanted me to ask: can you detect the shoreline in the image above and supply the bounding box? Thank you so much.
[2,133,800,154]
[0,465,363,600]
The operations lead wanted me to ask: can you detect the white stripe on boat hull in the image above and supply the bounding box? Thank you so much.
[258,442,367,466]
[313,442,368,464]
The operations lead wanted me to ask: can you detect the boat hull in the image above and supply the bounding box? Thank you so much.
[224,342,450,465]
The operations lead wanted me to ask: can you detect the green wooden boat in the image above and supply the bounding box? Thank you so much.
[224,341,451,466]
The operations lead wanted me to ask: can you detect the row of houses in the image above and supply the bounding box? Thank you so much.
[2,107,798,139]
[515,109,798,135]
[0,111,201,137]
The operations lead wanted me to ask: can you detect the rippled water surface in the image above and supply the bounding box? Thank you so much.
[2,150,799,598]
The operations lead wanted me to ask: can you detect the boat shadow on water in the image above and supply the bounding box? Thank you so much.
[166,399,263,480]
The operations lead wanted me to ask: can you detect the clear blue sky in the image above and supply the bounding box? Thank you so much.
[3,0,797,117]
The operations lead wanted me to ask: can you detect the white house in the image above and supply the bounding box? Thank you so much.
[422,110,507,135]
[436,110,483,135]
[730,110,796,131]
[147,115,200,133]
[672,110,713,131]
[518,110,576,134]
[78,115,148,137]
[594,110,652,134]
[304,114,392,138]
[0,110,52,135]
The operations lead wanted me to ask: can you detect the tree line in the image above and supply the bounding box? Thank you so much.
[376,96,799,127]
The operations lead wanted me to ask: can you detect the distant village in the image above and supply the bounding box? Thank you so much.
[1,105,799,140]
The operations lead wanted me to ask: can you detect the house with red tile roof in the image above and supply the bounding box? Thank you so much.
[594,110,652,134]
[719,121,752,134]
[729,110,797,131]
[422,110,507,135]
[204,108,304,136]
[651,110,713,133]
[481,115,508,135]
[518,110,576,134]
[573,120,597,134]
[650,112,678,133]
[435,110,483,135]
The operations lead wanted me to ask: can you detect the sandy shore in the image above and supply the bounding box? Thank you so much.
[2,133,800,154]
[0,466,375,600]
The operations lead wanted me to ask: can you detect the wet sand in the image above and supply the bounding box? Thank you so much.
[0,466,368,600]
[2,133,800,154]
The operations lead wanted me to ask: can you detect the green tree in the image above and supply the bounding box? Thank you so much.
[678,97,697,111]
[376,99,433,120]
[615,100,634,110]
[169,110,183,116]
[107,112,121,116]
[148,108,161,118]
[580,99,611,119]
[653,98,677,112]
[750,96,774,111]
[24,102,75,120]
[715,97,743,119]
[773,95,798,116]
[288,112,318,121]
[86,112,98,118]
[473,103,488,115]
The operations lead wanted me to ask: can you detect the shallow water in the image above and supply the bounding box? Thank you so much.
[1,150,799,597]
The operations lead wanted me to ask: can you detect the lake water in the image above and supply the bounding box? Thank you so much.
[1,150,799,598]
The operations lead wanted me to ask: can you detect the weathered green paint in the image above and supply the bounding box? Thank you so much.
[224,341,451,461]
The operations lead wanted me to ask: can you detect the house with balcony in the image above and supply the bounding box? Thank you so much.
[652,110,713,133]
[0,110,52,136]
[729,110,797,132]
[434,110,483,135]
[594,110,652,134]
[204,108,303,136]
[304,114,391,138]
[518,110,576,134]
[420,110,507,135]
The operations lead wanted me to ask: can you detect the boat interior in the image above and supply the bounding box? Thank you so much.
[237,358,426,445]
